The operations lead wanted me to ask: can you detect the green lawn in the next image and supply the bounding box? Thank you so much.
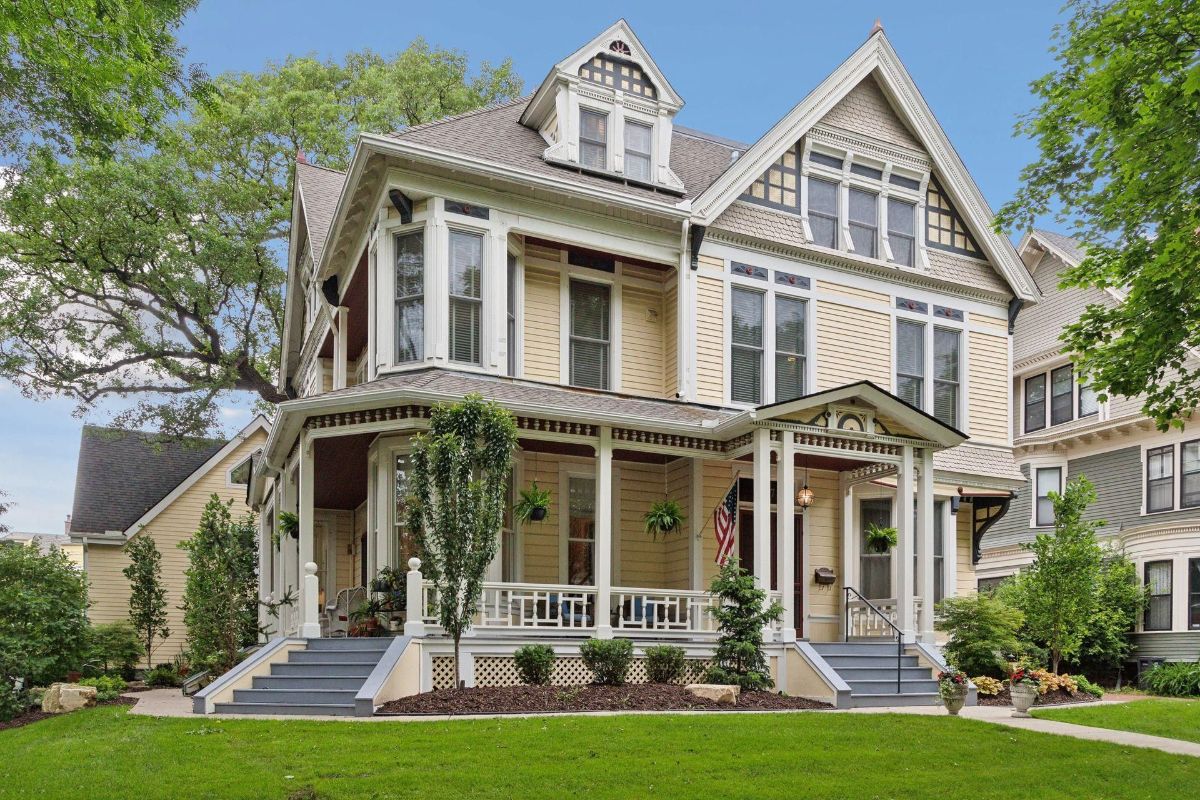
[1,706,1197,800]
[1035,698,1200,744]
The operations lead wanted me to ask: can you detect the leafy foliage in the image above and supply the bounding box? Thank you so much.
[84,621,142,678]
[643,500,685,538]
[1078,551,1145,673]
[644,645,686,684]
[864,523,898,554]
[935,592,1026,678]
[996,0,1200,429]
[79,675,127,702]
[704,558,782,691]
[144,664,184,688]
[123,535,171,668]
[513,644,556,686]
[178,495,259,674]
[407,394,518,684]
[972,676,1004,696]
[0,542,89,687]
[1073,674,1105,698]
[580,639,634,686]
[0,677,26,722]
[513,482,552,524]
[1140,662,1200,697]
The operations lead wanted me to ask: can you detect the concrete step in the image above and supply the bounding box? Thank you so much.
[848,692,941,708]
[271,662,376,678]
[253,674,366,691]
[835,667,935,682]
[846,679,940,694]
[288,650,383,665]
[810,643,905,657]
[213,702,355,717]
[818,655,922,670]
[232,688,359,705]
[305,637,392,652]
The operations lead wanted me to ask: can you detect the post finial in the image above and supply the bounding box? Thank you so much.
[870,18,884,36]
[408,556,422,571]
[304,561,317,575]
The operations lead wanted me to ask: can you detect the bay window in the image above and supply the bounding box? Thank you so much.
[1051,364,1074,426]
[624,121,652,181]
[887,197,916,267]
[774,296,807,402]
[848,187,878,258]
[1146,445,1174,513]
[1144,560,1172,631]
[730,286,764,404]
[579,109,608,170]
[394,231,425,364]
[1035,466,1060,527]
[569,279,610,390]
[895,319,925,409]
[448,231,483,365]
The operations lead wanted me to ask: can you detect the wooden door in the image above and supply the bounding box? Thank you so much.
[737,510,804,630]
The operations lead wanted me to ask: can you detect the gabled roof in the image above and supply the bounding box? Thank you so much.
[294,161,346,266]
[690,28,1039,302]
[1020,229,1087,270]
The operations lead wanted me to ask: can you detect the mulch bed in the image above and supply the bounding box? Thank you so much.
[977,687,1100,707]
[0,695,136,732]
[379,683,832,715]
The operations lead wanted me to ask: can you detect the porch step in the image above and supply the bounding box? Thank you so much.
[844,678,939,694]
[835,667,935,682]
[846,692,941,708]
[253,675,365,691]
[804,640,963,710]
[288,650,384,665]
[815,655,922,670]
[811,642,904,657]
[213,702,355,716]
[305,637,392,651]
[231,688,359,705]
[271,661,376,678]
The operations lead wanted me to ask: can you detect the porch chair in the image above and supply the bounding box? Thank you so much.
[323,586,367,637]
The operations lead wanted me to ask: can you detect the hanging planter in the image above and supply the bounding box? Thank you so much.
[514,482,552,523]
[643,499,686,539]
[278,511,299,541]
[865,523,897,554]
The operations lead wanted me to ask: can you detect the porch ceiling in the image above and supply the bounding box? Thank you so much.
[313,433,371,510]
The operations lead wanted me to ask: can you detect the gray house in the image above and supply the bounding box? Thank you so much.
[978,230,1200,669]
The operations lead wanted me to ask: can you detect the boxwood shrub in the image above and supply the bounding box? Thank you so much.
[580,638,633,685]
[513,644,555,685]
[644,645,686,684]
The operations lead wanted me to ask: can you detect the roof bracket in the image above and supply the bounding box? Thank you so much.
[388,189,413,224]
[689,224,707,270]
[1007,297,1024,335]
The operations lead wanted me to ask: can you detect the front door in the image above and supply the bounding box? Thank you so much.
[737,510,804,631]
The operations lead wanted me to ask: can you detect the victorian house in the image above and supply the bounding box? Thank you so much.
[197,21,1038,716]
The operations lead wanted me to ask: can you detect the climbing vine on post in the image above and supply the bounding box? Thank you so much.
[407,393,517,686]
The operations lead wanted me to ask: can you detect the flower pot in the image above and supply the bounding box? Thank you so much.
[1010,683,1038,717]
[940,684,967,716]
[529,506,548,522]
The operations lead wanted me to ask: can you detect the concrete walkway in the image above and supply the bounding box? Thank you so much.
[124,690,1200,757]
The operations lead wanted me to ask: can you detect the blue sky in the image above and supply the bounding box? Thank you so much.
[0,0,1067,533]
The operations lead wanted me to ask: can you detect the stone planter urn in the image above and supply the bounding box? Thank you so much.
[939,683,967,716]
[1010,683,1039,717]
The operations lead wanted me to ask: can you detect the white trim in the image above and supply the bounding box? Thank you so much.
[1028,460,1065,529]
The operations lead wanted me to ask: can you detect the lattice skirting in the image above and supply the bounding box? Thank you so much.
[431,656,712,690]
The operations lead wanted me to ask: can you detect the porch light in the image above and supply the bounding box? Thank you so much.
[796,483,815,509]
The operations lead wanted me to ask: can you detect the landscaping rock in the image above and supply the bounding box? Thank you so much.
[41,683,97,713]
[685,683,739,705]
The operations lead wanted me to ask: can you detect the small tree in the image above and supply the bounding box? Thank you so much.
[1078,551,1145,675]
[1007,477,1103,673]
[935,592,1025,678]
[178,495,259,674]
[123,534,170,668]
[0,542,89,690]
[85,621,142,677]
[407,394,517,685]
[704,558,783,691]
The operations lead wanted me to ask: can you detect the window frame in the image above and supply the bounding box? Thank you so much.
[1146,444,1175,514]
[623,119,653,182]
[1034,466,1061,527]
[847,186,879,259]
[392,227,427,366]
[1024,373,1046,434]
[932,326,961,429]
[895,318,926,411]
[1144,560,1173,632]
[730,285,765,405]
[1050,364,1074,426]
[578,107,609,171]
[1181,440,1200,510]
[567,277,612,391]
[446,228,484,366]
[1189,557,1200,631]
[887,196,917,267]
[805,174,839,248]
[773,294,808,403]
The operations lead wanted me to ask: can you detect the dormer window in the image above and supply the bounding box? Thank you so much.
[624,121,653,181]
[807,177,838,248]
[579,54,657,99]
[848,188,878,258]
[579,109,608,170]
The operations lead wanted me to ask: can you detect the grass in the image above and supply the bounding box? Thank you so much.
[1035,698,1200,744]
[1,706,1197,799]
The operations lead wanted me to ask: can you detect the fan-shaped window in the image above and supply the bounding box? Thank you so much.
[926,178,980,256]
[609,40,631,56]
[579,54,657,99]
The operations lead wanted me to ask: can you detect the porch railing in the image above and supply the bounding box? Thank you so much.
[845,596,923,638]
[844,586,903,693]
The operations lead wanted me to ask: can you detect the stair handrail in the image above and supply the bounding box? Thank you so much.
[844,586,902,694]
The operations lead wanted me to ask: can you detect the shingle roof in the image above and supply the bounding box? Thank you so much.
[385,98,740,202]
[934,443,1024,483]
[1033,229,1086,266]
[295,162,346,264]
[69,426,226,535]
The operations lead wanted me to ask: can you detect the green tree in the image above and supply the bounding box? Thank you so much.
[997,0,1200,429]
[0,0,207,158]
[1006,478,1104,673]
[407,394,518,685]
[0,43,521,437]
[935,592,1026,678]
[704,558,783,691]
[84,621,142,677]
[1078,551,1145,674]
[123,535,171,668]
[178,495,258,673]
[0,542,89,688]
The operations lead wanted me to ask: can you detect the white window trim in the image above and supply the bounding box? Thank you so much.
[578,102,613,173]
[890,305,966,431]
[558,465,597,586]
[1028,459,1066,529]
[445,224,489,368]
[558,257,622,392]
[1018,360,1105,437]
[506,241,525,379]
[226,449,262,488]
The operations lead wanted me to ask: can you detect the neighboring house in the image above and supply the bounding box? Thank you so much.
[68,417,269,667]
[0,530,83,566]
[223,21,1040,714]
[978,229,1200,669]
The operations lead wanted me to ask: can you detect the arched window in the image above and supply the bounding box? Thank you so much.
[578,54,657,99]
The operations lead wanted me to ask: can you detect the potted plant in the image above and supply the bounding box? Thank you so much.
[370,566,406,626]
[937,669,968,715]
[278,511,299,541]
[1009,668,1041,717]
[514,482,552,523]
[865,523,898,554]
[643,499,685,539]
[350,598,385,636]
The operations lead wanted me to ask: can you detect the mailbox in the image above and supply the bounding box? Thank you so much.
[813,567,836,586]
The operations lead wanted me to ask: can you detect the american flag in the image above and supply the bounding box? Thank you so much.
[713,478,739,565]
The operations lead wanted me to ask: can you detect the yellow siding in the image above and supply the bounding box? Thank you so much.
[616,461,667,587]
[700,461,738,583]
[956,510,975,597]
[815,300,891,390]
[620,283,665,397]
[522,263,561,383]
[663,281,678,398]
[662,458,692,588]
[968,330,1009,445]
[85,429,268,667]
[816,280,889,306]
[695,274,725,404]
[801,470,843,643]
[972,313,1009,334]
[519,452,562,583]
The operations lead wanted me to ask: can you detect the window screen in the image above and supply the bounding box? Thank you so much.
[1146,445,1174,513]
[848,188,878,258]
[1035,467,1060,527]
[448,231,482,365]
[896,320,925,409]
[394,231,424,363]
[1051,365,1074,426]
[730,287,764,404]
[775,296,806,402]
[1183,441,1200,509]
[624,121,652,181]
[569,280,610,389]
[1024,374,1046,433]
[807,177,838,248]
[1145,560,1173,631]
[887,197,916,267]
[579,109,608,170]
[933,328,960,428]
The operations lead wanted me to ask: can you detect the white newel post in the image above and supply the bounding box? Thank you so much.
[298,437,321,638]
[595,427,614,638]
[752,427,772,640]
[895,445,916,643]
[779,430,796,643]
[301,562,320,638]
[404,557,425,637]
[916,448,936,642]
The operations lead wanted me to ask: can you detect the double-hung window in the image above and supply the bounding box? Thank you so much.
[1050,364,1074,426]
[1144,560,1173,631]
[1146,445,1175,513]
[1183,440,1200,509]
[807,177,838,249]
[579,109,608,170]
[569,280,610,390]
[848,188,878,258]
[1024,374,1046,433]
[448,231,483,365]
[1078,381,1099,417]
[887,198,916,267]
[506,252,517,376]
[1189,558,1200,630]
[624,121,652,181]
[933,328,961,428]
[394,231,425,363]
[1035,467,1061,527]
[895,320,925,409]
[774,296,807,402]
[730,287,764,404]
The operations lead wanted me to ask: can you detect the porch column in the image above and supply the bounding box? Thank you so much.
[594,427,614,638]
[333,306,349,390]
[751,428,772,587]
[916,448,935,642]
[895,445,916,643]
[840,473,854,636]
[779,430,797,642]
[298,435,321,638]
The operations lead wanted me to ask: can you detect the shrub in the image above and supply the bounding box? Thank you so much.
[80,675,127,701]
[934,592,1025,678]
[580,638,633,685]
[704,557,782,691]
[513,644,555,685]
[1027,670,1077,695]
[644,645,686,684]
[1073,674,1104,698]
[144,664,183,687]
[972,676,1003,696]
[0,678,28,722]
[86,621,142,678]
[1140,662,1200,697]
[0,542,89,689]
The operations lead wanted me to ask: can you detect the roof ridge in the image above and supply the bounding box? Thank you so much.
[390,95,533,138]
[296,161,347,178]
[672,125,749,151]
[81,423,225,446]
